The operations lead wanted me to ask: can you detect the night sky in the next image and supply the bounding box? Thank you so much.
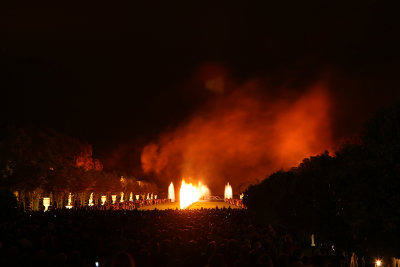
[1,1,399,180]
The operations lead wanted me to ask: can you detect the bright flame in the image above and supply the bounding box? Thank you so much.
[111,195,117,204]
[136,195,139,201]
[224,182,232,199]
[376,260,382,266]
[43,197,50,212]
[101,195,107,205]
[88,193,94,206]
[120,192,124,202]
[240,193,244,200]
[129,192,133,201]
[180,180,200,209]
[66,193,73,209]
[168,182,175,202]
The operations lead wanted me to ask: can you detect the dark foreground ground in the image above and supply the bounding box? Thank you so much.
[1,208,347,267]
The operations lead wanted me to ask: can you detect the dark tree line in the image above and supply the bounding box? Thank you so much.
[245,104,400,258]
[0,126,157,209]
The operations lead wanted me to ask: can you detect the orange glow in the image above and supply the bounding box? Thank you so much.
[142,81,332,192]
[198,181,211,200]
[76,146,103,171]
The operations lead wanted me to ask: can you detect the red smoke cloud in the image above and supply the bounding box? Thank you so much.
[141,80,332,194]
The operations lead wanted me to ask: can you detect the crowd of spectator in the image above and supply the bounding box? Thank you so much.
[1,207,349,267]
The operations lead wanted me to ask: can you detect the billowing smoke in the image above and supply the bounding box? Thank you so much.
[141,79,332,194]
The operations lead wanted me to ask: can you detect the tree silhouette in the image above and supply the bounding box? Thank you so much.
[246,104,400,257]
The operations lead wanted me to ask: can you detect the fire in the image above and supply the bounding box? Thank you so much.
[180,180,200,209]
[224,182,233,199]
[88,192,94,206]
[66,193,73,209]
[179,180,210,209]
[168,182,175,202]
[43,197,50,211]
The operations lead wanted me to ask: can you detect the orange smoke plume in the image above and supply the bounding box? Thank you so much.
[141,81,332,193]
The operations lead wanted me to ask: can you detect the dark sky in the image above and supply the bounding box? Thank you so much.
[1,1,399,174]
